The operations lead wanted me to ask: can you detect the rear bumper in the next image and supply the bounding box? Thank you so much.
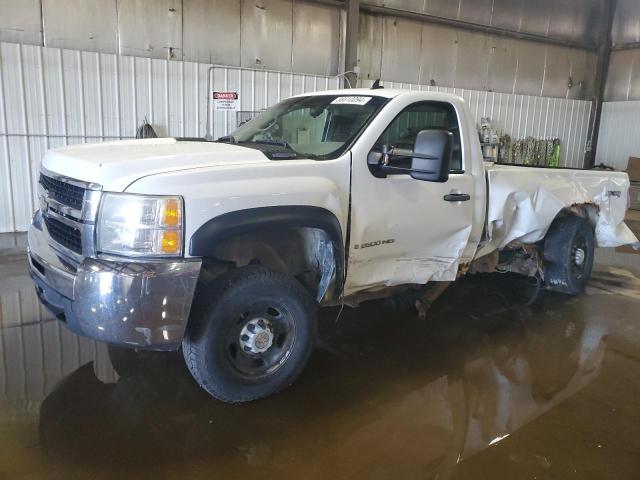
[28,212,201,350]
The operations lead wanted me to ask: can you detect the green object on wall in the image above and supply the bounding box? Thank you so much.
[549,140,561,167]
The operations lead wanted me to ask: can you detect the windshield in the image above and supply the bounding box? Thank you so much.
[228,95,388,159]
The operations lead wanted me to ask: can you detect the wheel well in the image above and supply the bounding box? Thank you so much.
[555,204,599,229]
[199,227,339,302]
[189,207,344,303]
[468,204,599,279]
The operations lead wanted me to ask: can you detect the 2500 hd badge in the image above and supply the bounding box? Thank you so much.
[354,239,396,249]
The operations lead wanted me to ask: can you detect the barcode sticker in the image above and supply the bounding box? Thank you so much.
[331,96,372,106]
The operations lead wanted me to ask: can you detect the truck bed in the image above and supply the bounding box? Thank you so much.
[479,162,638,256]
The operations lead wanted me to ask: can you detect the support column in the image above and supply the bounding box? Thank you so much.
[584,0,616,169]
[344,0,359,88]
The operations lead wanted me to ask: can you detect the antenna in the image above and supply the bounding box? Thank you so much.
[371,79,384,90]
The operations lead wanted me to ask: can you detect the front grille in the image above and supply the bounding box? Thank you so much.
[44,216,82,254]
[40,174,86,211]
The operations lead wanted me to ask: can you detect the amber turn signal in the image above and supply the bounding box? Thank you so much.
[163,198,181,226]
[161,230,181,254]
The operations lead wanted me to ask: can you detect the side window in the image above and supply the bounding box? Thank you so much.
[375,101,463,172]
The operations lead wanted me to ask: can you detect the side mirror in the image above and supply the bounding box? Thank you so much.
[410,129,452,182]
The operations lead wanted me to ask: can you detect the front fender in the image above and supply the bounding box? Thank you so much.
[124,156,351,290]
[189,205,345,295]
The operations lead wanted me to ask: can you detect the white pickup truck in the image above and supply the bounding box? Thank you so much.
[28,88,638,402]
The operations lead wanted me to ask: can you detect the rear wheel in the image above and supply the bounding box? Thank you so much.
[182,266,317,403]
[543,214,595,295]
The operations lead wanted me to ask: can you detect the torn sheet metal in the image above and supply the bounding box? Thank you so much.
[477,163,639,257]
[315,235,336,303]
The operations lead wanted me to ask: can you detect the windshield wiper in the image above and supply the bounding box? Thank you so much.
[238,139,299,159]
[242,139,293,150]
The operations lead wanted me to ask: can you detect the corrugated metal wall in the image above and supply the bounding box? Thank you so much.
[0,0,601,101]
[596,0,640,171]
[0,41,341,233]
[358,14,598,99]
[0,41,591,233]
[606,0,640,107]
[0,0,345,77]
[0,0,606,58]
[611,0,640,46]
[605,0,640,102]
[596,101,640,170]
[361,79,591,169]
[605,48,640,102]
[364,0,605,45]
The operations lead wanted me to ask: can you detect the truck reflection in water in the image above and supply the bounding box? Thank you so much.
[36,278,607,480]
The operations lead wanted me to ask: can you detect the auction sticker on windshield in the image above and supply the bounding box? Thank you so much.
[331,96,371,105]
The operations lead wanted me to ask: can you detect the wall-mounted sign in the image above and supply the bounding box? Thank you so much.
[213,91,238,111]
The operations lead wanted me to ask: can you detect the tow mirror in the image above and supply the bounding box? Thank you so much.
[409,129,452,182]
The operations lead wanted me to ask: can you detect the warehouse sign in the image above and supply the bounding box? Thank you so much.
[213,91,238,111]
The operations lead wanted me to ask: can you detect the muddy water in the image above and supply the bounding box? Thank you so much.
[1,242,639,479]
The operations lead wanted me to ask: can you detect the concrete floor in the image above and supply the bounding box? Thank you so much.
[1,233,639,480]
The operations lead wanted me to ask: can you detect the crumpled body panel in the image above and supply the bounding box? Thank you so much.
[479,164,639,256]
[347,223,473,291]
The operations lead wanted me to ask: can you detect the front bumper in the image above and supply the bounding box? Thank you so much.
[28,212,202,350]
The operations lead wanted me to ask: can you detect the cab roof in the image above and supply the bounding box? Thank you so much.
[297,87,464,103]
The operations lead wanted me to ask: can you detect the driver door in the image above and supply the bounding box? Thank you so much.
[345,100,475,294]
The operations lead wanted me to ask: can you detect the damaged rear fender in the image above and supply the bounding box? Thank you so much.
[481,166,639,253]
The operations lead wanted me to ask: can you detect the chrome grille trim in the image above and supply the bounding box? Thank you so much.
[39,173,86,211]
[38,167,103,261]
[41,208,97,261]
[40,166,102,191]
[39,167,102,223]
[43,215,82,254]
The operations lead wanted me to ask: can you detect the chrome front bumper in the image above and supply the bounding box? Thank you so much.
[28,211,202,350]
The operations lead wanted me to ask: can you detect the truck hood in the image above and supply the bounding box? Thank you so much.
[41,138,270,191]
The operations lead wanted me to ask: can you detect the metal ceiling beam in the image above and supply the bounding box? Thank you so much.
[299,0,345,7]
[584,0,616,169]
[305,0,598,52]
[611,42,640,51]
[360,4,598,52]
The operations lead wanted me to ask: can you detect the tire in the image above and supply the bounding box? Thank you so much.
[543,214,595,295]
[182,266,317,403]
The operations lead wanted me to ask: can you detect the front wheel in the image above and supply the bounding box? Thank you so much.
[543,214,595,295]
[182,266,317,403]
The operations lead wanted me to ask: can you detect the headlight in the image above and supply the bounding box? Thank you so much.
[97,193,183,257]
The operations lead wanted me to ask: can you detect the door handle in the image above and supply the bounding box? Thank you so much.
[443,193,471,202]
